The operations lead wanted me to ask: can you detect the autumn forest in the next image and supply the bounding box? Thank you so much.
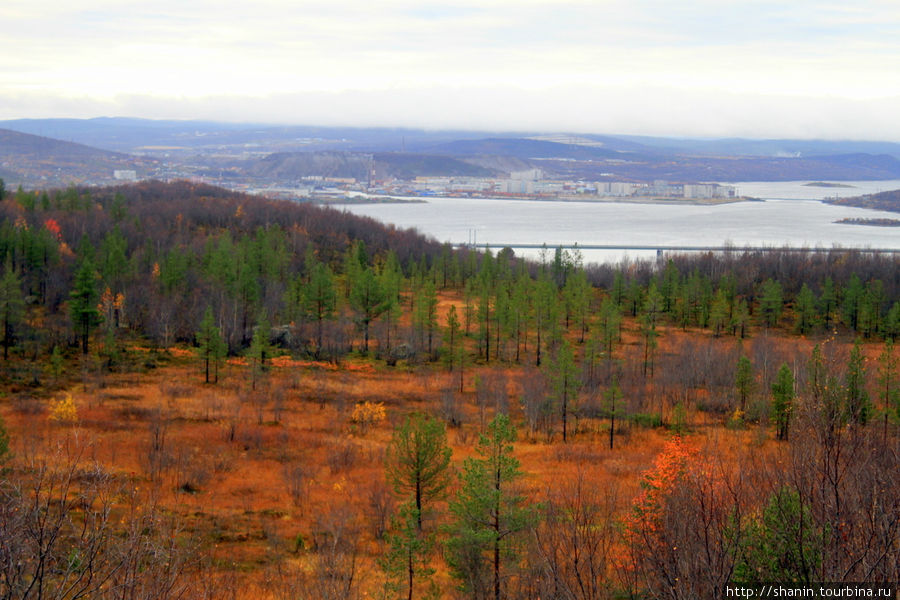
[0,180,899,599]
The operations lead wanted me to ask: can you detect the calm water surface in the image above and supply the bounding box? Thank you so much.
[341,180,900,263]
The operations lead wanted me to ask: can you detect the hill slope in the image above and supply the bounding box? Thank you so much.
[0,128,154,187]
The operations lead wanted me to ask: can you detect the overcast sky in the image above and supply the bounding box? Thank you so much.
[3,0,900,140]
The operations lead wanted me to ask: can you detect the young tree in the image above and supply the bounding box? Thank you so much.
[819,276,837,328]
[385,413,454,531]
[303,260,337,356]
[379,503,439,600]
[0,413,9,465]
[196,306,226,384]
[734,354,755,412]
[733,487,825,584]
[793,283,818,335]
[532,275,558,367]
[842,273,864,331]
[731,298,750,338]
[759,278,783,328]
[640,283,663,379]
[442,304,467,392]
[561,268,591,341]
[349,266,388,354]
[247,310,272,390]
[877,339,899,417]
[69,257,102,354]
[414,280,439,359]
[445,414,536,600]
[771,362,794,441]
[0,260,24,360]
[605,374,624,450]
[596,296,622,378]
[845,339,871,425]
[544,339,580,442]
[708,288,730,337]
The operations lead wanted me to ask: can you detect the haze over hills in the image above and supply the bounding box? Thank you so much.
[0,128,157,188]
[4,118,900,190]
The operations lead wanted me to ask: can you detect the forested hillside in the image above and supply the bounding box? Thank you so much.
[1,180,899,599]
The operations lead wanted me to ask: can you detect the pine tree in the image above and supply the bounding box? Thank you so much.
[442,304,466,392]
[845,339,871,425]
[379,503,439,600]
[596,296,622,378]
[415,281,439,359]
[247,310,272,390]
[544,339,580,442]
[877,339,899,417]
[605,374,624,449]
[709,288,729,336]
[532,275,558,367]
[386,413,453,531]
[303,260,337,355]
[349,266,388,354]
[759,278,783,328]
[819,276,836,328]
[561,268,591,341]
[842,274,864,331]
[445,414,536,600]
[0,260,24,360]
[771,363,794,441]
[731,298,750,338]
[735,354,754,412]
[793,283,818,335]
[197,306,226,384]
[69,257,102,354]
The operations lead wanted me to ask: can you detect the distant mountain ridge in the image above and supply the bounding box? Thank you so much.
[4,118,900,187]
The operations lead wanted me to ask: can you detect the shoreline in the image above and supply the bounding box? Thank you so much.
[327,193,760,206]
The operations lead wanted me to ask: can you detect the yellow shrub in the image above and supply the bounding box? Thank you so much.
[49,393,78,424]
[351,401,386,433]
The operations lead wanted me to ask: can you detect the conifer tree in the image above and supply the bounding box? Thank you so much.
[197,306,226,383]
[842,273,864,330]
[877,339,899,417]
[349,266,388,354]
[771,363,794,440]
[544,339,580,442]
[708,288,729,336]
[734,354,754,412]
[793,283,818,334]
[303,260,337,355]
[379,503,439,600]
[845,339,871,425]
[445,414,536,600]
[247,310,272,390]
[414,280,439,359]
[70,257,101,354]
[759,278,783,328]
[731,298,750,338]
[442,304,466,391]
[0,260,24,360]
[605,374,624,449]
[819,276,836,328]
[386,413,453,531]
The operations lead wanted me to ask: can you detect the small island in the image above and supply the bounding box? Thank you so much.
[805,182,856,188]
[835,217,900,227]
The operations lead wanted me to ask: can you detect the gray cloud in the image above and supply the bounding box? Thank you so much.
[2,0,899,139]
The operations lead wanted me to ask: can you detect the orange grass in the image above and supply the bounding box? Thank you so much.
[0,326,882,599]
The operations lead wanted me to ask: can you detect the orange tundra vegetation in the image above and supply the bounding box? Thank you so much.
[1,181,899,598]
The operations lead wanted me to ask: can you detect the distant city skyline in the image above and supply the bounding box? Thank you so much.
[3,1,900,140]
